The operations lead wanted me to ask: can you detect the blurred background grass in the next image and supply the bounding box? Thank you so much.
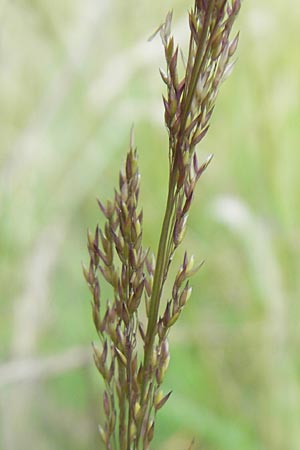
[1,0,300,449]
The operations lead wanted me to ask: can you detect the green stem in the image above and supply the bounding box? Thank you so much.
[119,364,126,450]
[126,355,132,450]
[140,173,176,402]
[126,265,132,450]
[136,176,176,450]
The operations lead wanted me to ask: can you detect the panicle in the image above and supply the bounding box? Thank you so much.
[84,1,240,449]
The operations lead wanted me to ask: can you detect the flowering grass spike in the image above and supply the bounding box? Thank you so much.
[84,1,240,449]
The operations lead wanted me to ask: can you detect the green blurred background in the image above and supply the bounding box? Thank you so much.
[1,0,300,449]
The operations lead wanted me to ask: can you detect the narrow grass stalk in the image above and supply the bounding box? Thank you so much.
[140,176,176,401]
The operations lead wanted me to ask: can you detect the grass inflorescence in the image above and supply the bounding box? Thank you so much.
[84,1,240,449]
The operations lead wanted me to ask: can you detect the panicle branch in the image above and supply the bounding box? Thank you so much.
[140,0,240,411]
